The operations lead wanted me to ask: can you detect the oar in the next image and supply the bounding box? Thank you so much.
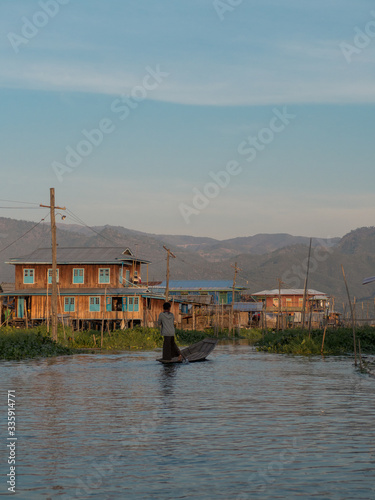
[179,347,189,363]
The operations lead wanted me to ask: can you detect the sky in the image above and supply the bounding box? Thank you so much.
[1,0,375,240]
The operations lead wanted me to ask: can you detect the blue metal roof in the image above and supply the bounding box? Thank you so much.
[152,280,245,291]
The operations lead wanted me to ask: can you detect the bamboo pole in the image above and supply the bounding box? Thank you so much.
[358,338,363,371]
[6,296,9,327]
[321,325,327,355]
[341,265,357,366]
[57,285,65,340]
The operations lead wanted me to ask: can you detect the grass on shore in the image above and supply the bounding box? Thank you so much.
[7,324,372,361]
[0,327,76,361]
[0,325,263,361]
[256,327,375,355]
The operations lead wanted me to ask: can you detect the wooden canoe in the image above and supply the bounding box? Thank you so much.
[157,338,218,364]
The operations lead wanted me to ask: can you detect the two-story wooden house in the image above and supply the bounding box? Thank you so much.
[2,247,179,329]
[251,288,330,328]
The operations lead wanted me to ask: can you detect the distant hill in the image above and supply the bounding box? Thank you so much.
[1,217,375,312]
[154,233,340,261]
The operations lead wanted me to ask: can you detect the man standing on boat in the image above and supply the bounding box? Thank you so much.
[158,302,182,361]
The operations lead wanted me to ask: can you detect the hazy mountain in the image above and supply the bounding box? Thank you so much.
[153,233,340,261]
[1,217,375,312]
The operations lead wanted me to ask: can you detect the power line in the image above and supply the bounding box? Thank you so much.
[66,209,116,245]
[0,199,40,205]
[0,213,49,255]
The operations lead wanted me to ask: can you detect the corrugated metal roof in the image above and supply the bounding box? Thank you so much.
[252,289,328,296]
[6,247,150,265]
[150,280,246,291]
[0,282,15,293]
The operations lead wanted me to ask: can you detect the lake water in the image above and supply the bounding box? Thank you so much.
[1,343,375,499]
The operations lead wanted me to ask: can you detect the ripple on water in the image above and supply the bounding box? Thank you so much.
[1,345,375,499]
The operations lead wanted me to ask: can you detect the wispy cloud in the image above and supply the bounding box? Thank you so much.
[1,45,375,107]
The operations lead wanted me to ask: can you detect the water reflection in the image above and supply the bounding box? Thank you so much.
[1,345,375,499]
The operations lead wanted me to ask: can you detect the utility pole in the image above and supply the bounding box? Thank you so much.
[163,246,176,301]
[301,237,312,330]
[231,262,241,335]
[277,278,284,331]
[40,188,66,341]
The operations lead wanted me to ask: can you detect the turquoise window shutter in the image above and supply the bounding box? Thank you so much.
[23,269,34,284]
[73,269,84,284]
[89,297,100,312]
[122,297,127,312]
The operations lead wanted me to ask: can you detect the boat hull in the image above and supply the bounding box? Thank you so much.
[157,338,218,364]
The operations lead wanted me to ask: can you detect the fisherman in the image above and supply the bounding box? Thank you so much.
[158,302,182,361]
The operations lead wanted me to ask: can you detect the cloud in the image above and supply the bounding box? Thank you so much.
[1,32,375,107]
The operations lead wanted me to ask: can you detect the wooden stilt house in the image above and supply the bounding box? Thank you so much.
[2,247,178,329]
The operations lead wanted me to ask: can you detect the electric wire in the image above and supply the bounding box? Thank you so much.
[0,199,40,205]
[0,213,50,255]
[66,209,116,246]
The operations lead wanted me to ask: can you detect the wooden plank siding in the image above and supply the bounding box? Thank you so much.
[8,251,183,326]
[14,292,180,325]
[15,263,141,290]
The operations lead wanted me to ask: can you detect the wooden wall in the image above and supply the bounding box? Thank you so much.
[14,263,141,290]
[16,293,180,325]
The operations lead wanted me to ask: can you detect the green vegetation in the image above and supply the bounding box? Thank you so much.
[69,327,164,350]
[0,327,76,361]
[0,325,263,360]
[2,324,374,361]
[176,327,260,344]
[256,327,375,356]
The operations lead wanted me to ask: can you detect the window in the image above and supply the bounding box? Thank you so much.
[99,268,110,284]
[64,297,75,313]
[128,296,139,312]
[73,268,84,284]
[273,298,279,307]
[48,268,59,284]
[89,297,100,312]
[219,292,227,304]
[23,269,34,284]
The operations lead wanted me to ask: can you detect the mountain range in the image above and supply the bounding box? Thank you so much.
[1,216,375,313]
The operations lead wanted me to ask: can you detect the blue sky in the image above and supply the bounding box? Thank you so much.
[1,0,375,239]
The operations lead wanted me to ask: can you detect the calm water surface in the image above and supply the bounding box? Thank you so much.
[1,344,375,499]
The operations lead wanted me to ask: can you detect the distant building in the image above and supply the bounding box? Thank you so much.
[251,288,330,328]
[150,280,246,306]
